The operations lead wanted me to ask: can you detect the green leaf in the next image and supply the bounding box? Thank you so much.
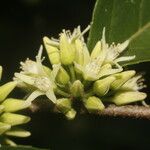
[0,146,48,150]
[88,0,150,66]
[123,23,150,66]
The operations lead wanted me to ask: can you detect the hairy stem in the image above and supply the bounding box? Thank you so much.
[98,104,150,119]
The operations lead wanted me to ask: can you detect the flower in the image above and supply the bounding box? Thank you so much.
[14,46,60,106]
[74,28,135,81]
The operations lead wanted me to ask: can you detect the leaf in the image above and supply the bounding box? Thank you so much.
[123,23,150,66]
[0,145,48,150]
[88,0,150,66]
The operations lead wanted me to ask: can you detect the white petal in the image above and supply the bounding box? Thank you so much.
[50,64,61,81]
[115,55,135,63]
[83,46,90,66]
[14,73,35,85]
[24,90,44,107]
[117,40,129,53]
[74,62,84,74]
[98,63,123,78]
[46,89,57,103]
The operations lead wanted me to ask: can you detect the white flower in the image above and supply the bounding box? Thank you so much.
[74,28,136,81]
[14,46,61,106]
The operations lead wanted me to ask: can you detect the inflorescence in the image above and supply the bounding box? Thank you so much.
[0,26,147,146]
[14,26,147,120]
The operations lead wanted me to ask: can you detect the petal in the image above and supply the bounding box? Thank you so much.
[91,41,102,59]
[14,73,35,85]
[50,64,61,81]
[83,45,90,66]
[74,62,84,74]
[24,90,44,107]
[117,40,129,53]
[115,55,135,63]
[46,89,57,103]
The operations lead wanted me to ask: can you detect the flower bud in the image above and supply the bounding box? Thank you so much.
[2,98,28,112]
[70,80,84,97]
[65,109,76,120]
[3,138,17,146]
[84,96,105,112]
[56,67,70,85]
[91,41,101,59]
[0,105,4,114]
[93,76,116,96]
[5,128,31,137]
[56,98,72,114]
[110,70,136,90]
[60,33,75,65]
[0,81,17,102]
[0,122,11,135]
[0,113,31,126]
[56,98,76,119]
[109,91,147,105]
[43,36,60,64]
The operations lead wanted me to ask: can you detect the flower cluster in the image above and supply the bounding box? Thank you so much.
[14,26,147,120]
[0,67,30,146]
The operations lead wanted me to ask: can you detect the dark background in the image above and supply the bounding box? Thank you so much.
[0,0,150,150]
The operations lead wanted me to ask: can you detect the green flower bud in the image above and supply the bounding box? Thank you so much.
[108,91,147,105]
[56,67,70,85]
[43,36,60,64]
[3,138,17,146]
[84,96,105,112]
[91,41,101,59]
[5,128,31,137]
[0,66,3,80]
[56,98,72,114]
[93,76,116,96]
[0,113,31,126]
[0,122,11,135]
[0,105,4,114]
[56,98,76,119]
[65,109,76,120]
[0,81,17,102]
[70,80,84,97]
[2,98,28,112]
[110,70,136,90]
[60,33,75,65]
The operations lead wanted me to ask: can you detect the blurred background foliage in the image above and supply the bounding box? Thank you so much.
[0,0,150,150]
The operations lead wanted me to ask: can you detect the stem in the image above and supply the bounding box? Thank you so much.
[69,65,76,82]
[56,88,70,97]
[98,104,150,119]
